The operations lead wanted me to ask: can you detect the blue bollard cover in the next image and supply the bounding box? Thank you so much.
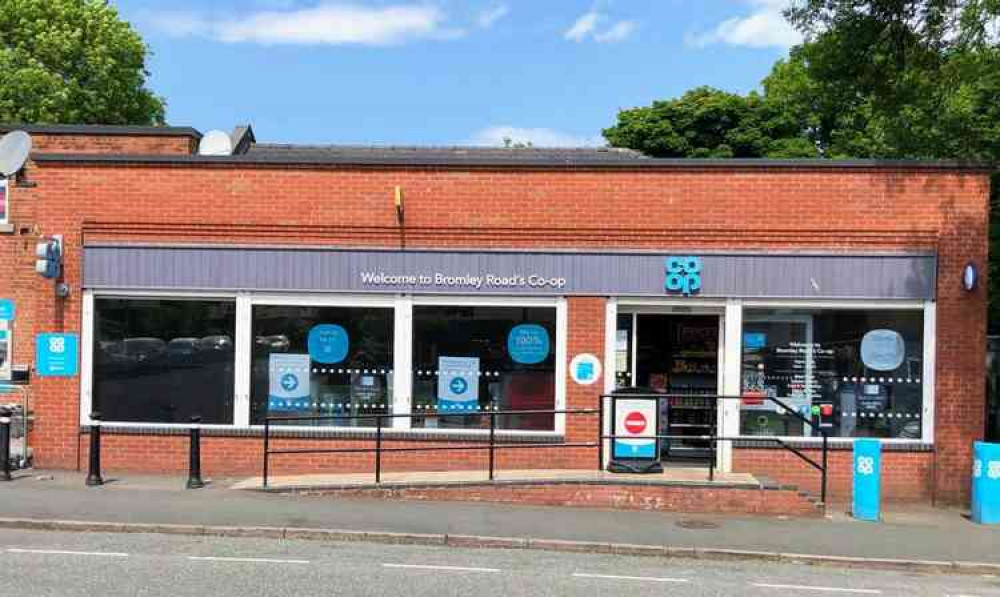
[853,438,881,522]
[972,442,1000,525]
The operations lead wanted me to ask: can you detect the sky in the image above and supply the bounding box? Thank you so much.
[114,0,801,147]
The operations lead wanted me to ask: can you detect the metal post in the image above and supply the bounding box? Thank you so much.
[488,409,495,481]
[187,415,204,489]
[821,431,829,507]
[597,395,604,471]
[262,418,270,489]
[0,407,12,482]
[375,414,382,484]
[86,412,103,487]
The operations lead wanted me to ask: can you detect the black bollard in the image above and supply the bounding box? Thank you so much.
[186,415,204,489]
[86,412,104,487]
[0,407,12,482]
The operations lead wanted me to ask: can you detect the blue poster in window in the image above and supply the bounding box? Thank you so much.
[507,324,550,364]
[437,356,480,412]
[743,332,767,350]
[268,353,311,412]
[36,333,78,377]
[0,299,14,321]
[308,324,349,364]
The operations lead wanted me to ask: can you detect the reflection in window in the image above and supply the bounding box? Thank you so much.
[740,309,924,439]
[92,299,236,424]
[412,306,556,431]
[250,305,393,426]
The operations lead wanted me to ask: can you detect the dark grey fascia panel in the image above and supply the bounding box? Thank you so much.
[83,246,937,300]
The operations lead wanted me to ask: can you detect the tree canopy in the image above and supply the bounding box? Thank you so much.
[0,0,165,125]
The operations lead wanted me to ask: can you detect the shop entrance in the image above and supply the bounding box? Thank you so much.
[615,311,723,464]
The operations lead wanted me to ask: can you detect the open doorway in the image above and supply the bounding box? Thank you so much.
[615,312,722,464]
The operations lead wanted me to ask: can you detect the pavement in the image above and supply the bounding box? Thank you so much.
[1,470,999,573]
[3,528,999,596]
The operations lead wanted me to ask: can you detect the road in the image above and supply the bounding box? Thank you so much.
[0,529,997,597]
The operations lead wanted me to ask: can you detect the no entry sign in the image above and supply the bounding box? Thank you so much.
[613,398,658,460]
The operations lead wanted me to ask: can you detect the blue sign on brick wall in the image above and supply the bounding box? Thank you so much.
[36,333,79,377]
[0,299,14,321]
[972,442,1000,525]
[853,439,881,522]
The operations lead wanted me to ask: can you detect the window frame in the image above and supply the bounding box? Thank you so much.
[737,298,935,444]
[82,290,568,437]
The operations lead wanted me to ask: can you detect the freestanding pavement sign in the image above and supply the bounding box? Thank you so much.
[608,396,662,474]
[853,438,881,522]
[972,441,1000,525]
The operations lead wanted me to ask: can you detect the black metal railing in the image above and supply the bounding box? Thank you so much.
[261,394,828,507]
[599,393,829,505]
[262,408,600,489]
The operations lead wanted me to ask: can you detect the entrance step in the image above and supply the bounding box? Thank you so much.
[237,469,825,517]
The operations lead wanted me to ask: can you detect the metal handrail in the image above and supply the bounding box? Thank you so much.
[262,407,600,488]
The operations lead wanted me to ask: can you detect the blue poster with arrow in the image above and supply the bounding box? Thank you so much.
[437,356,480,412]
[268,353,311,413]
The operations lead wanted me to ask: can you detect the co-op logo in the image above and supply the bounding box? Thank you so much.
[664,256,702,296]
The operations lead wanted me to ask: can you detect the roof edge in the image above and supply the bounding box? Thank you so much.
[30,152,996,171]
[0,124,202,138]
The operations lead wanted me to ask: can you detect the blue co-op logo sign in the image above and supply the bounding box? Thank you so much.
[665,256,702,296]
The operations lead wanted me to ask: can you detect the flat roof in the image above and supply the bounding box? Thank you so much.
[30,151,994,171]
[0,124,202,138]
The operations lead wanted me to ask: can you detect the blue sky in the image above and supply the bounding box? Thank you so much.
[115,0,799,146]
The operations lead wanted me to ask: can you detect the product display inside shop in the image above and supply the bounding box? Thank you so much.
[740,308,925,439]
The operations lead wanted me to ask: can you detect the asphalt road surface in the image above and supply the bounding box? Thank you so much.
[1,529,998,597]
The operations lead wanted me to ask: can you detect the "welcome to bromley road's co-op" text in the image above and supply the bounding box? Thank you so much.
[360,271,567,289]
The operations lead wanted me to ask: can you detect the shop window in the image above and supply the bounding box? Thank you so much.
[250,305,393,426]
[92,298,236,424]
[412,305,556,431]
[740,308,924,439]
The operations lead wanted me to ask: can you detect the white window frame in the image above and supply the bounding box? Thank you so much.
[737,298,934,445]
[82,290,567,437]
[80,289,241,429]
[244,292,398,431]
[409,294,567,437]
[0,177,8,225]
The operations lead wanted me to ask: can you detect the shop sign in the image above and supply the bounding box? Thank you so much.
[569,353,601,385]
[268,353,311,412]
[0,299,14,321]
[613,398,657,459]
[36,333,78,377]
[743,332,766,350]
[307,324,349,364]
[437,356,480,411]
[507,324,550,364]
[664,256,702,296]
[860,329,905,371]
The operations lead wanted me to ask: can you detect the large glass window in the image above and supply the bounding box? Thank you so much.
[92,298,236,424]
[250,305,393,426]
[412,305,556,431]
[740,308,924,439]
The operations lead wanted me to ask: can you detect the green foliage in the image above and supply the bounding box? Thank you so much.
[0,0,165,125]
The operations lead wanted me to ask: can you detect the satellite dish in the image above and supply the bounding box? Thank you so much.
[0,131,32,176]
[198,130,233,156]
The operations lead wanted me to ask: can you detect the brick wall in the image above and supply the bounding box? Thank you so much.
[26,134,196,155]
[0,161,989,505]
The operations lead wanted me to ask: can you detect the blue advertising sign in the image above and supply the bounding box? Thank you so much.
[743,332,767,350]
[853,439,881,522]
[268,353,311,412]
[972,442,1000,525]
[36,333,79,377]
[0,299,14,321]
[437,356,480,411]
[507,324,550,364]
[612,398,658,460]
[307,324,349,364]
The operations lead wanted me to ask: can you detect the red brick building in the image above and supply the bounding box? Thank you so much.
[0,123,990,505]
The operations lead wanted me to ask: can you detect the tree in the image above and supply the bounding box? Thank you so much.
[0,0,165,125]
[602,86,818,158]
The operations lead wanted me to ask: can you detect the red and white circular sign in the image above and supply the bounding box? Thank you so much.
[624,411,647,435]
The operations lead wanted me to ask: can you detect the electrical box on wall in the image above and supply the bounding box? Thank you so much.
[34,235,63,279]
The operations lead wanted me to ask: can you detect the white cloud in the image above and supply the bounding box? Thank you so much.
[564,11,602,42]
[477,4,509,29]
[686,0,801,49]
[594,20,636,43]
[464,126,604,147]
[147,3,458,46]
